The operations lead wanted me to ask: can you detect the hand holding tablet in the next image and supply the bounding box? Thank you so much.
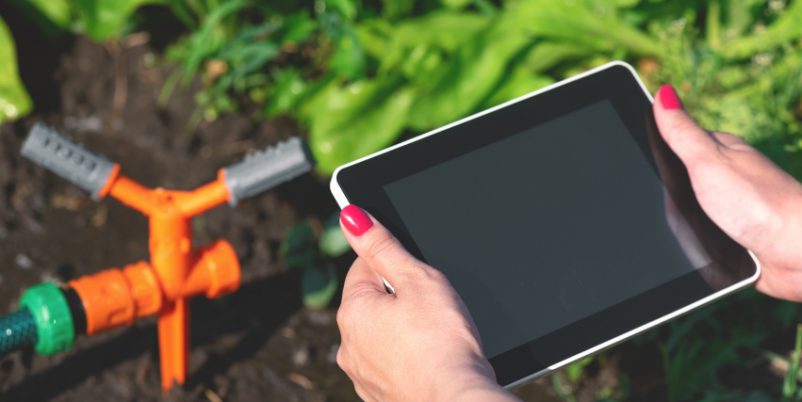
[332,62,802,397]
[337,205,518,402]
[653,86,802,302]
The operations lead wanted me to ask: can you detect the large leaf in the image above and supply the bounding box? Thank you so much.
[0,18,32,124]
[307,77,415,173]
[504,0,661,57]
[479,68,552,110]
[26,0,72,29]
[720,0,802,59]
[406,22,530,130]
[357,11,487,60]
[74,0,162,41]
[523,41,593,73]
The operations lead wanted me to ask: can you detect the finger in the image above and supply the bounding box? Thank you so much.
[340,204,427,290]
[653,84,717,163]
[342,258,385,299]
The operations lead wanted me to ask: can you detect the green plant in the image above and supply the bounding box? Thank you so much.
[279,214,350,309]
[651,289,802,402]
[783,324,802,401]
[0,18,31,123]
[159,0,802,177]
[0,0,171,123]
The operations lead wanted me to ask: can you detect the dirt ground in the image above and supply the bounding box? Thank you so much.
[0,10,566,401]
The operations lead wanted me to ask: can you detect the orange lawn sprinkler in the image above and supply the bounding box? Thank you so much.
[0,123,314,391]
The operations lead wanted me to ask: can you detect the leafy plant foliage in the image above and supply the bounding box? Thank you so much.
[165,0,802,177]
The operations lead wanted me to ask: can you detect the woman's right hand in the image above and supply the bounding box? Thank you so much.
[654,84,802,302]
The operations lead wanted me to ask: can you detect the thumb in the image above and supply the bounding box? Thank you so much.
[339,204,426,292]
[653,84,716,164]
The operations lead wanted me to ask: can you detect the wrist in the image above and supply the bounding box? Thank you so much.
[433,356,518,402]
[441,377,518,402]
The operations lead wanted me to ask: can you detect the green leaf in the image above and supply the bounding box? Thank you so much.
[0,17,33,124]
[26,0,73,29]
[319,214,351,257]
[328,24,365,79]
[783,324,802,399]
[280,222,318,270]
[325,0,359,21]
[301,265,338,310]
[264,69,307,117]
[721,0,802,59]
[178,0,248,83]
[480,69,552,110]
[73,0,162,40]
[441,0,471,10]
[522,42,592,73]
[380,0,413,19]
[307,76,415,174]
[504,0,662,57]
[565,356,593,384]
[278,12,317,44]
[406,23,529,130]
[386,11,488,53]
[723,0,767,39]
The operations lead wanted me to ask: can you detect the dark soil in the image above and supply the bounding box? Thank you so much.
[0,14,563,402]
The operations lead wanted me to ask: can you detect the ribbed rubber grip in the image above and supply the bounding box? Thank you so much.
[21,123,117,199]
[221,137,314,205]
[0,309,38,356]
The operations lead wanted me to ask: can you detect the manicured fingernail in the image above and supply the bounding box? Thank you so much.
[341,205,373,236]
[658,84,683,110]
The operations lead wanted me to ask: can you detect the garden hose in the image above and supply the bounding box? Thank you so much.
[0,308,37,355]
[0,283,80,358]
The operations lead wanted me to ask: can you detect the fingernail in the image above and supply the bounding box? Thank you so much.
[341,205,373,236]
[658,84,683,110]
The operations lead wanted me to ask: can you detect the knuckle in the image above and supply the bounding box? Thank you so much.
[425,267,448,282]
[336,305,352,329]
[365,234,399,260]
[667,116,701,135]
[335,347,347,369]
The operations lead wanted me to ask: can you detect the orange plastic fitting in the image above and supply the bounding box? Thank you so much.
[66,172,240,391]
[68,241,240,336]
[68,261,161,335]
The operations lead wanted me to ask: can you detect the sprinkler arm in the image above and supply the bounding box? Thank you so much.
[21,123,314,214]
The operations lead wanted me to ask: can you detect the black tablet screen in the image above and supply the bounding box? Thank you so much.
[383,100,704,357]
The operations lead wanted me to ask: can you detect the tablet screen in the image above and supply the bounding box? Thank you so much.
[383,100,706,358]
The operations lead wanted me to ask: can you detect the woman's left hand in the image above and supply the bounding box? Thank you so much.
[335,205,518,402]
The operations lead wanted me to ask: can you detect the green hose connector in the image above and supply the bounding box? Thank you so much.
[0,308,38,355]
[19,283,75,356]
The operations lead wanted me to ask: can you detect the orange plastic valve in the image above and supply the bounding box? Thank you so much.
[21,124,313,391]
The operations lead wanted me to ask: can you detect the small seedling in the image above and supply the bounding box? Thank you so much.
[280,214,350,309]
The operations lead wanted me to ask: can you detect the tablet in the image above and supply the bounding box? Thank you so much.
[329,61,759,387]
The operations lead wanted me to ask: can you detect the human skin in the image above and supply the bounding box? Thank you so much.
[335,85,802,401]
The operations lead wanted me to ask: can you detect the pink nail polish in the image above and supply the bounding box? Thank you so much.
[340,205,373,236]
[658,84,683,110]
